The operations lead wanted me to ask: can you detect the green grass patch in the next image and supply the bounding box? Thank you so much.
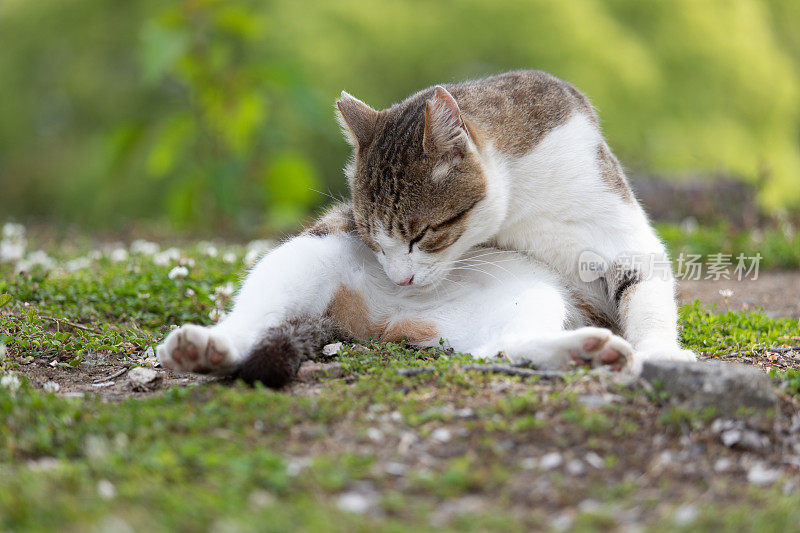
[679,301,800,357]
[657,222,800,271]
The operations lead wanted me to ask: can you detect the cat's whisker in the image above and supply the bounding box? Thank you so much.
[458,258,519,270]
[461,250,516,260]
[448,257,520,276]
[441,277,464,289]
[443,252,517,265]
[447,264,505,284]
[453,257,521,267]
[309,188,340,203]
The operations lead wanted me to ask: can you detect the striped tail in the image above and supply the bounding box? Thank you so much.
[238,316,343,388]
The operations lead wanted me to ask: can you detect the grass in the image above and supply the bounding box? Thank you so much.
[656,222,800,271]
[2,234,800,531]
[679,301,800,358]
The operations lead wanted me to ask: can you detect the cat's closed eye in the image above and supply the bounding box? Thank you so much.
[408,227,429,252]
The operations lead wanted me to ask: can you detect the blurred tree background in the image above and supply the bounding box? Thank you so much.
[1,0,798,236]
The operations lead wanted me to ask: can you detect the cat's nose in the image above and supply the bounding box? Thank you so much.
[396,275,414,286]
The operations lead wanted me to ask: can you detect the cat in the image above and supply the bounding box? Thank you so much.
[334,70,695,372]
[157,212,632,386]
[157,69,693,383]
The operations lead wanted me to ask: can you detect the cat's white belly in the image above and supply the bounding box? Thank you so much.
[339,240,575,352]
[158,233,635,378]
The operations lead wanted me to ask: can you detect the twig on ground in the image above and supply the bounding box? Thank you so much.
[40,316,103,334]
[396,364,565,380]
[396,367,434,377]
[766,346,800,354]
[92,367,129,384]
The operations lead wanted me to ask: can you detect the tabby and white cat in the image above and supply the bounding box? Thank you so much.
[158,70,693,384]
[157,232,632,386]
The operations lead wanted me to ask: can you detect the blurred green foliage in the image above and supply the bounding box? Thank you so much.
[1,0,799,234]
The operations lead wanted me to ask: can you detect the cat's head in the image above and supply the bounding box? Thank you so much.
[336,86,506,288]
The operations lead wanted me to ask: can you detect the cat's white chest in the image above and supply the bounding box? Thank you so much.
[488,113,662,285]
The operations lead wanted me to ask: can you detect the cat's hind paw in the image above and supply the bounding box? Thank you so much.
[157,324,239,375]
[564,327,633,371]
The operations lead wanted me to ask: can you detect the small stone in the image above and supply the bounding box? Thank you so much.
[286,457,311,477]
[721,429,767,450]
[430,496,488,527]
[97,516,133,533]
[657,450,675,465]
[128,367,161,391]
[520,457,538,470]
[0,373,21,392]
[585,452,604,469]
[27,457,60,472]
[714,457,733,472]
[578,394,614,408]
[540,452,563,470]
[43,381,60,393]
[551,513,573,532]
[578,499,602,513]
[566,459,585,476]
[673,504,698,526]
[322,342,343,356]
[114,433,130,450]
[640,360,776,416]
[431,428,452,443]
[710,418,734,434]
[747,463,780,486]
[296,362,343,381]
[97,479,116,500]
[337,491,373,514]
[348,344,370,354]
[397,431,416,455]
[248,489,275,508]
[84,435,110,461]
[366,428,384,442]
[385,462,406,476]
[721,429,742,447]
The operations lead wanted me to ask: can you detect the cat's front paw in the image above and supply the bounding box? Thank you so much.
[630,347,696,375]
[157,324,239,375]
[564,327,633,371]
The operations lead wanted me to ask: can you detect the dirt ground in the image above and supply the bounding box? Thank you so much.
[678,272,800,319]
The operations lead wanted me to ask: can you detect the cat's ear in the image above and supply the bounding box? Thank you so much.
[423,86,469,155]
[336,91,378,148]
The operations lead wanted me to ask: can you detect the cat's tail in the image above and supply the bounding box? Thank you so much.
[238,316,344,388]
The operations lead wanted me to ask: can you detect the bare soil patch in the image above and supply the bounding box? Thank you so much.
[678,271,800,319]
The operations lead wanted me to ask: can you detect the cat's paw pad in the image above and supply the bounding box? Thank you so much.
[157,325,238,375]
[567,327,632,371]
